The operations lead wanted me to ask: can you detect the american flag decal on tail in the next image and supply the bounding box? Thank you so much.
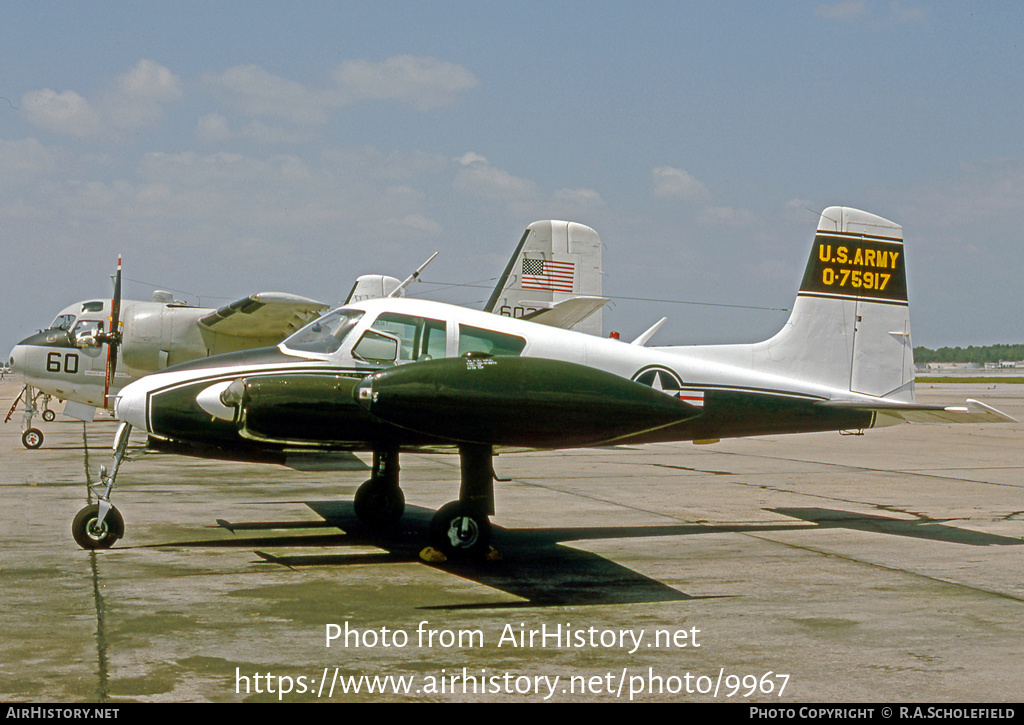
[522,258,575,293]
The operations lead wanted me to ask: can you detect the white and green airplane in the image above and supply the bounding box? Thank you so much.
[78,207,1013,559]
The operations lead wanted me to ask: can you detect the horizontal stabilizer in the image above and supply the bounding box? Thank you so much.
[199,292,328,339]
[632,317,667,346]
[521,296,609,329]
[818,398,1017,426]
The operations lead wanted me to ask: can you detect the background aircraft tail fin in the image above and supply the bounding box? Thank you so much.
[485,220,604,336]
[763,206,914,400]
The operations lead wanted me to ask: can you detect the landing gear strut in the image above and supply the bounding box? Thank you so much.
[428,444,495,560]
[353,448,405,526]
[72,422,133,549]
[6,385,53,449]
[349,444,498,560]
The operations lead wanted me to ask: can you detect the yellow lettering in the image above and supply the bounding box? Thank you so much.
[864,249,876,267]
[889,251,899,269]
[837,247,848,264]
[852,248,864,265]
[818,244,831,263]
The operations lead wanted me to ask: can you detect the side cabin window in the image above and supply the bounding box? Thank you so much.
[458,324,526,357]
[352,313,447,364]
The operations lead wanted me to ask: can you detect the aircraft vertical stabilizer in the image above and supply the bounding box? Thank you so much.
[485,220,604,336]
[765,206,913,400]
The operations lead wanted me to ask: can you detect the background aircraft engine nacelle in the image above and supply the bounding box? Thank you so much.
[354,355,701,448]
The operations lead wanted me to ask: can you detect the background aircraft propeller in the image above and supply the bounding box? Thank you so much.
[97,256,123,408]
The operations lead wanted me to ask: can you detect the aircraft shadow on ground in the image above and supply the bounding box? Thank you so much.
[138,501,1018,607]
[771,508,1024,547]
[148,500,814,608]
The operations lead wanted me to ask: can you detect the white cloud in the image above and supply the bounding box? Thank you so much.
[21,89,103,137]
[21,60,182,139]
[553,187,603,209]
[0,137,65,176]
[204,56,478,126]
[196,113,233,143]
[202,64,334,125]
[454,153,535,200]
[651,166,711,203]
[105,60,184,130]
[332,55,478,110]
[457,151,488,166]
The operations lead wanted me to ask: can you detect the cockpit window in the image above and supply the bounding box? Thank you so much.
[458,325,526,356]
[81,301,104,313]
[283,309,364,354]
[49,314,76,331]
[71,319,105,348]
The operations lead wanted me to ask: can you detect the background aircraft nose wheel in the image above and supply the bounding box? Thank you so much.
[429,501,492,559]
[21,428,43,449]
[72,504,124,550]
[42,409,56,422]
[353,479,405,526]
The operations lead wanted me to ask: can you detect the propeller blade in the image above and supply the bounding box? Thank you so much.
[104,256,122,408]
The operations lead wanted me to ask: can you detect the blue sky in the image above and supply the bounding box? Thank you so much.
[2,1,1022,354]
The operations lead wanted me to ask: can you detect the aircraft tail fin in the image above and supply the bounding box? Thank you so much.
[344,275,403,304]
[485,220,605,335]
[763,206,914,400]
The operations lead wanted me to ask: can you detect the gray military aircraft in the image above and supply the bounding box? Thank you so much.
[5,258,329,449]
[8,220,603,449]
[76,207,1013,560]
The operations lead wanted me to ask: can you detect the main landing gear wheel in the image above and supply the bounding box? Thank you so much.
[353,479,405,526]
[429,501,492,559]
[21,428,43,449]
[72,504,124,550]
[42,409,56,422]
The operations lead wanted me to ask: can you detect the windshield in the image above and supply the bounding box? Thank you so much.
[283,309,365,354]
[49,314,76,331]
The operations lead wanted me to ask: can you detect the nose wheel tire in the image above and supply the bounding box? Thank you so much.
[429,501,492,559]
[72,504,124,550]
[21,429,43,449]
[42,409,56,422]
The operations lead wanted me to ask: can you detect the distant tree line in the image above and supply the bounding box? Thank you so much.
[914,344,1024,364]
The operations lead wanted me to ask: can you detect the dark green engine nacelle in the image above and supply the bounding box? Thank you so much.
[353,355,701,448]
[238,373,376,444]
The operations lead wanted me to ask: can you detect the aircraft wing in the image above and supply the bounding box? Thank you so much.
[198,292,329,340]
[521,296,609,329]
[819,398,1017,426]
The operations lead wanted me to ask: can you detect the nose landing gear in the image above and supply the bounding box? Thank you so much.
[72,422,133,550]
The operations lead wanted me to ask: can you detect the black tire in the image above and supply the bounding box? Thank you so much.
[72,504,124,550]
[353,479,405,526]
[21,428,43,449]
[42,409,56,422]
[429,501,491,559]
